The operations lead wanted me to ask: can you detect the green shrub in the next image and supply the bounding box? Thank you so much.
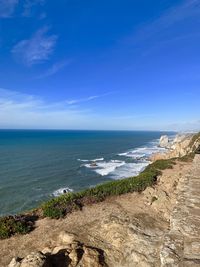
[145,159,175,172]
[0,216,32,239]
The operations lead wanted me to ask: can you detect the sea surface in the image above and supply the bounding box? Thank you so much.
[0,130,175,216]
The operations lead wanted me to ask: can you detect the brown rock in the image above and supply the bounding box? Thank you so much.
[58,231,77,245]
[20,252,47,267]
[8,258,21,267]
[78,246,104,267]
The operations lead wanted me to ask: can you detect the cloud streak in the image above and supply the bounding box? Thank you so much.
[0,89,115,130]
[0,88,90,129]
[36,60,71,79]
[12,27,57,66]
[129,0,200,43]
[66,92,113,105]
[0,88,199,131]
[0,0,18,18]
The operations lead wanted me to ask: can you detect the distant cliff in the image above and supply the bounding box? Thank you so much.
[152,132,200,161]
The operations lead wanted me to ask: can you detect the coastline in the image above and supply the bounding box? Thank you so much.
[53,136,169,197]
[0,130,173,216]
[1,140,199,266]
[1,131,200,266]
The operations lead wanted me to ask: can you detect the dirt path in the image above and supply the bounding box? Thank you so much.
[160,154,200,266]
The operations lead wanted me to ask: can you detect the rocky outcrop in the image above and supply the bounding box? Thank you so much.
[152,133,200,161]
[159,135,169,148]
[8,252,47,267]
[9,233,107,267]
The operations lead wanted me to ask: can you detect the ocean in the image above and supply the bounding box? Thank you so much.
[0,130,174,216]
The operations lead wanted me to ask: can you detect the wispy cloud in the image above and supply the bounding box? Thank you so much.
[0,0,18,18]
[22,0,45,17]
[36,60,71,79]
[66,92,113,105]
[0,88,91,129]
[12,27,57,66]
[129,0,200,43]
[0,88,199,131]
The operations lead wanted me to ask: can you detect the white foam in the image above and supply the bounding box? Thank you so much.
[82,138,166,180]
[84,160,126,176]
[78,157,104,162]
[53,187,73,197]
[118,140,166,159]
[78,159,89,162]
[110,162,149,180]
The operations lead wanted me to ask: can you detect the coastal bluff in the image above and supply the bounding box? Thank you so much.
[152,133,200,160]
[1,133,200,267]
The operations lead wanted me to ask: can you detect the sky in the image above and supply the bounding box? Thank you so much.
[0,0,200,131]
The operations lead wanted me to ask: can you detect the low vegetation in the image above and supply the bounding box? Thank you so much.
[178,153,195,162]
[42,158,176,219]
[0,215,33,239]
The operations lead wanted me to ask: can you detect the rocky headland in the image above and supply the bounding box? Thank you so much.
[152,132,200,160]
[1,132,200,267]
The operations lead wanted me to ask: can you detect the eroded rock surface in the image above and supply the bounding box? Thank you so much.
[152,133,200,160]
[9,239,106,267]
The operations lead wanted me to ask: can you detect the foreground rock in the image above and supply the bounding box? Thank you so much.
[9,237,106,267]
[9,252,47,267]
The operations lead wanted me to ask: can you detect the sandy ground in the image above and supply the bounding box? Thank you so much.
[0,160,192,267]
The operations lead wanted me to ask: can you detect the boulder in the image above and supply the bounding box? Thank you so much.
[8,258,21,267]
[20,252,47,267]
[68,249,81,267]
[52,246,69,255]
[78,246,104,267]
[9,252,48,267]
[58,231,77,245]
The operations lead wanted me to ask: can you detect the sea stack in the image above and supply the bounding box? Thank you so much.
[159,135,169,148]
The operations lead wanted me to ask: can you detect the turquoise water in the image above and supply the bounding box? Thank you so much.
[0,130,174,215]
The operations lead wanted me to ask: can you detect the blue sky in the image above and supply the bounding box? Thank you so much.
[0,0,200,130]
